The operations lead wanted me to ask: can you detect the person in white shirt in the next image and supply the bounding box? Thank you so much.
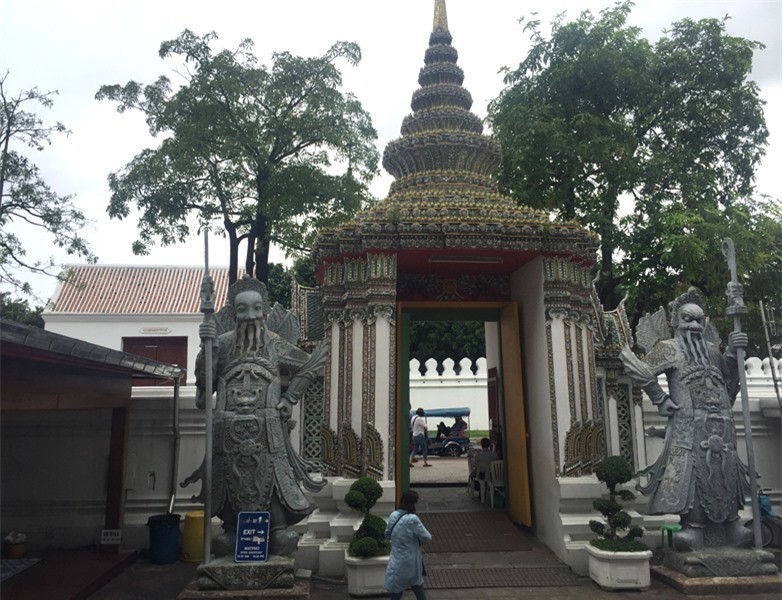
[409,408,430,467]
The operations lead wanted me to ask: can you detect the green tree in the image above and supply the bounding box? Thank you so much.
[290,255,317,288]
[488,2,773,331]
[266,262,291,308]
[0,72,96,296]
[265,256,318,310]
[97,30,379,284]
[0,292,44,327]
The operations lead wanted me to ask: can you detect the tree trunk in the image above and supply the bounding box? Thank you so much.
[244,225,256,280]
[596,189,620,310]
[598,244,618,310]
[255,231,270,283]
[225,220,239,285]
[253,170,270,283]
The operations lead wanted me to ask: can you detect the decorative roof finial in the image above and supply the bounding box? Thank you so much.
[433,0,449,33]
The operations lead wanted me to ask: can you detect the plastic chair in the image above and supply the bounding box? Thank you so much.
[486,460,505,508]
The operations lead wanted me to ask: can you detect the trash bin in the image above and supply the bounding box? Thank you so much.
[180,510,204,563]
[147,513,181,565]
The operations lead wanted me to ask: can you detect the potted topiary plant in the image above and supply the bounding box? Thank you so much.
[343,477,391,597]
[585,455,652,591]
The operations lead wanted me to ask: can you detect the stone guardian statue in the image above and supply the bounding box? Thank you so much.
[183,274,327,559]
[619,287,752,551]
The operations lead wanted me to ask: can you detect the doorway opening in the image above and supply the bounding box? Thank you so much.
[407,317,492,490]
[397,303,532,526]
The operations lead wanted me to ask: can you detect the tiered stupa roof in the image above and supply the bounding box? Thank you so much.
[314,0,598,275]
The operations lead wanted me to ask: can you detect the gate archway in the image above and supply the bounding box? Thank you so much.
[398,304,531,526]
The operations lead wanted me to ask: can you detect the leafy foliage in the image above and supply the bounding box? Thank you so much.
[290,255,317,288]
[589,456,647,551]
[488,2,776,340]
[265,256,319,309]
[345,477,389,558]
[266,263,291,308]
[0,292,43,327]
[0,72,96,297]
[96,30,379,284]
[345,477,384,513]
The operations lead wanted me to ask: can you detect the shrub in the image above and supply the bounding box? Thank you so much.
[345,477,390,558]
[588,456,648,552]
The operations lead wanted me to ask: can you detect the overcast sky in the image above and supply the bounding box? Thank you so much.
[2,0,780,303]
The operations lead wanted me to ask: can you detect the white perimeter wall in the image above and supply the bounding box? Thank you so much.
[409,357,488,429]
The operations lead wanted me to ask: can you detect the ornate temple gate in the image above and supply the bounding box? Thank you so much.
[312,1,602,563]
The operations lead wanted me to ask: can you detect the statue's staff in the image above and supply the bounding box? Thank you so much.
[200,231,216,564]
[722,238,761,549]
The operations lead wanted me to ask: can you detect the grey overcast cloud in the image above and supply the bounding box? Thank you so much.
[2,0,780,302]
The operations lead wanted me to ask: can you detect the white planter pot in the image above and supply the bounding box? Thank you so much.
[344,553,390,597]
[585,543,652,591]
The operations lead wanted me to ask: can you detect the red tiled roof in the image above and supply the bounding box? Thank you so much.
[47,265,235,314]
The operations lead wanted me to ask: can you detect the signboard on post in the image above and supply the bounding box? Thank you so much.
[235,511,270,562]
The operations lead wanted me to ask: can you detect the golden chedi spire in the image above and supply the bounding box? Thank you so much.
[313,2,600,269]
[381,0,504,205]
[433,0,449,33]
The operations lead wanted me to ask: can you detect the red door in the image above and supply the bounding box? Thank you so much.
[122,337,187,386]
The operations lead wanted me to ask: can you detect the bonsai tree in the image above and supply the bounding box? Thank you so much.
[589,456,648,552]
[345,477,390,558]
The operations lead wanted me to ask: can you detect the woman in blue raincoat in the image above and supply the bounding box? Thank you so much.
[384,489,432,600]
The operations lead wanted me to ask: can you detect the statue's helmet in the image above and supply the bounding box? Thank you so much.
[669,287,705,328]
[227,274,270,315]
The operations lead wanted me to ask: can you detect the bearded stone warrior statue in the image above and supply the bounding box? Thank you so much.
[620,287,752,551]
[183,275,327,558]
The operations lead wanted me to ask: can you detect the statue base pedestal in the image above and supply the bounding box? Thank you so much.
[652,548,780,594]
[193,556,297,591]
[662,547,778,578]
[177,579,309,600]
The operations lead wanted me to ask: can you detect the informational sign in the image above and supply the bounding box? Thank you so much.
[100,529,122,545]
[235,511,270,563]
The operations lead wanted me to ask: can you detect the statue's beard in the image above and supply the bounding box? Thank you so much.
[236,319,264,356]
[677,329,711,368]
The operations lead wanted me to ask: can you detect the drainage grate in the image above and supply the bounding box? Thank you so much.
[424,566,580,589]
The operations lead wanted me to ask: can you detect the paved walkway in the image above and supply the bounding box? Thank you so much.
[84,485,782,599]
[409,454,469,486]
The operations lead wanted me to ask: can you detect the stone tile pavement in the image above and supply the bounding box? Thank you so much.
[86,553,782,599]
[83,484,782,599]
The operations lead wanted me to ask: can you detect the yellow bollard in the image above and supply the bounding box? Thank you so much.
[181,510,204,562]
